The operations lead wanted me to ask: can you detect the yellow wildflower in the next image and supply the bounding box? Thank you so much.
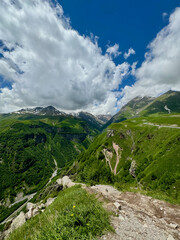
[71,214,74,217]
[73,205,76,208]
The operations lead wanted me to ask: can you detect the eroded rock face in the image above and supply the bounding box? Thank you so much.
[107,129,114,138]
[4,212,26,239]
[129,160,137,178]
[45,198,56,207]
[25,202,46,220]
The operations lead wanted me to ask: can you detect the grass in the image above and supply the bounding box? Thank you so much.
[68,114,180,205]
[8,185,113,240]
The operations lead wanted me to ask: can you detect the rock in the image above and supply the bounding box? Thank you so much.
[45,198,55,207]
[26,202,36,220]
[56,178,62,185]
[169,223,178,229]
[62,176,76,188]
[4,212,26,239]
[56,176,76,188]
[113,202,121,210]
[32,208,39,217]
[107,129,114,138]
[25,210,32,220]
[129,160,136,178]
[38,203,45,210]
[167,235,175,240]
[14,192,24,202]
[143,223,148,228]
[26,202,35,211]
[118,215,124,221]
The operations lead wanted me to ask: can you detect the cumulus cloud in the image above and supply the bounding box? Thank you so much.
[106,44,121,58]
[118,7,180,108]
[0,0,130,114]
[124,47,136,59]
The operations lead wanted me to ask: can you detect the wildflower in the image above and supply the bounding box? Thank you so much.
[71,214,74,217]
[73,205,76,208]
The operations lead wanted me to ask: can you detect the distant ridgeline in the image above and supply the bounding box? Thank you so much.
[104,90,180,128]
[64,90,180,204]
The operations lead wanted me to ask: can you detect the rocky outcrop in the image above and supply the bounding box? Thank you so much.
[3,212,26,239]
[56,176,76,188]
[45,198,55,207]
[129,160,137,178]
[107,129,115,138]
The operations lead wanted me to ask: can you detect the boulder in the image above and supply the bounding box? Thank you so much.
[113,202,121,210]
[129,160,136,178]
[32,208,39,217]
[45,198,56,207]
[62,176,76,188]
[56,176,76,189]
[169,223,178,229]
[56,178,62,185]
[26,202,35,211]
[4,212,26,239]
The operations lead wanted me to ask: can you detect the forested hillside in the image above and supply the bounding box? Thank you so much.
[0,113,99,205]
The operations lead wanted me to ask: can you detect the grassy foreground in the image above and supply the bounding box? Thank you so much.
[8,185,112,240]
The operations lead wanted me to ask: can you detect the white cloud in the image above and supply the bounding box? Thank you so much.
[124,47,136,59]
[131,61,138,76]
[0,0,130,114]
[162,12,168,19]
[118,7,180,108]
[106,44,121,58]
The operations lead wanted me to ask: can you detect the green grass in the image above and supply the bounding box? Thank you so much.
[8,186,112,240]
[67,115,180,205]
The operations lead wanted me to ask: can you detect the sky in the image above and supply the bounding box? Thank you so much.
[0,0,180,114]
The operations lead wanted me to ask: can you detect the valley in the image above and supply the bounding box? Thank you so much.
[0,90,180,239]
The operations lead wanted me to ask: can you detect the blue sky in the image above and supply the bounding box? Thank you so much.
[58,0,180,88]
[0,0,180,114]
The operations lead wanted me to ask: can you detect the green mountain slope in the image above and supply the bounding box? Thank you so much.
[0,114,99,204]
[68,114,180,204]
[8,186,112,240]
[140,90,180,116]
[104,90,180,128]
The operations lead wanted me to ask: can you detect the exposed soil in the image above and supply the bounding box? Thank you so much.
[85,185,180,240]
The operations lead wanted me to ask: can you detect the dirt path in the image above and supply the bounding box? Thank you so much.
[86,185,180,240]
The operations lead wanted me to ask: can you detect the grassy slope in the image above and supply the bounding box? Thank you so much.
[68,114,180,204]
[8,186,112,240]
[0,114,99,204]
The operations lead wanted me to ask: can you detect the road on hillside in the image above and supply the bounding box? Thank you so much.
[0,158,59,226]
[143,122,180,129]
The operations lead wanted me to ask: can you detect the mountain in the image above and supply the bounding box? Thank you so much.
[13,107,104,130]
[104,90,180,128]
[103,96,155,128]
[76,112,103,130]
[139,90,180,116]
[0,113,100,211]
[14,106,66,116]
[67,113,180,204]
[96,114,112,124]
